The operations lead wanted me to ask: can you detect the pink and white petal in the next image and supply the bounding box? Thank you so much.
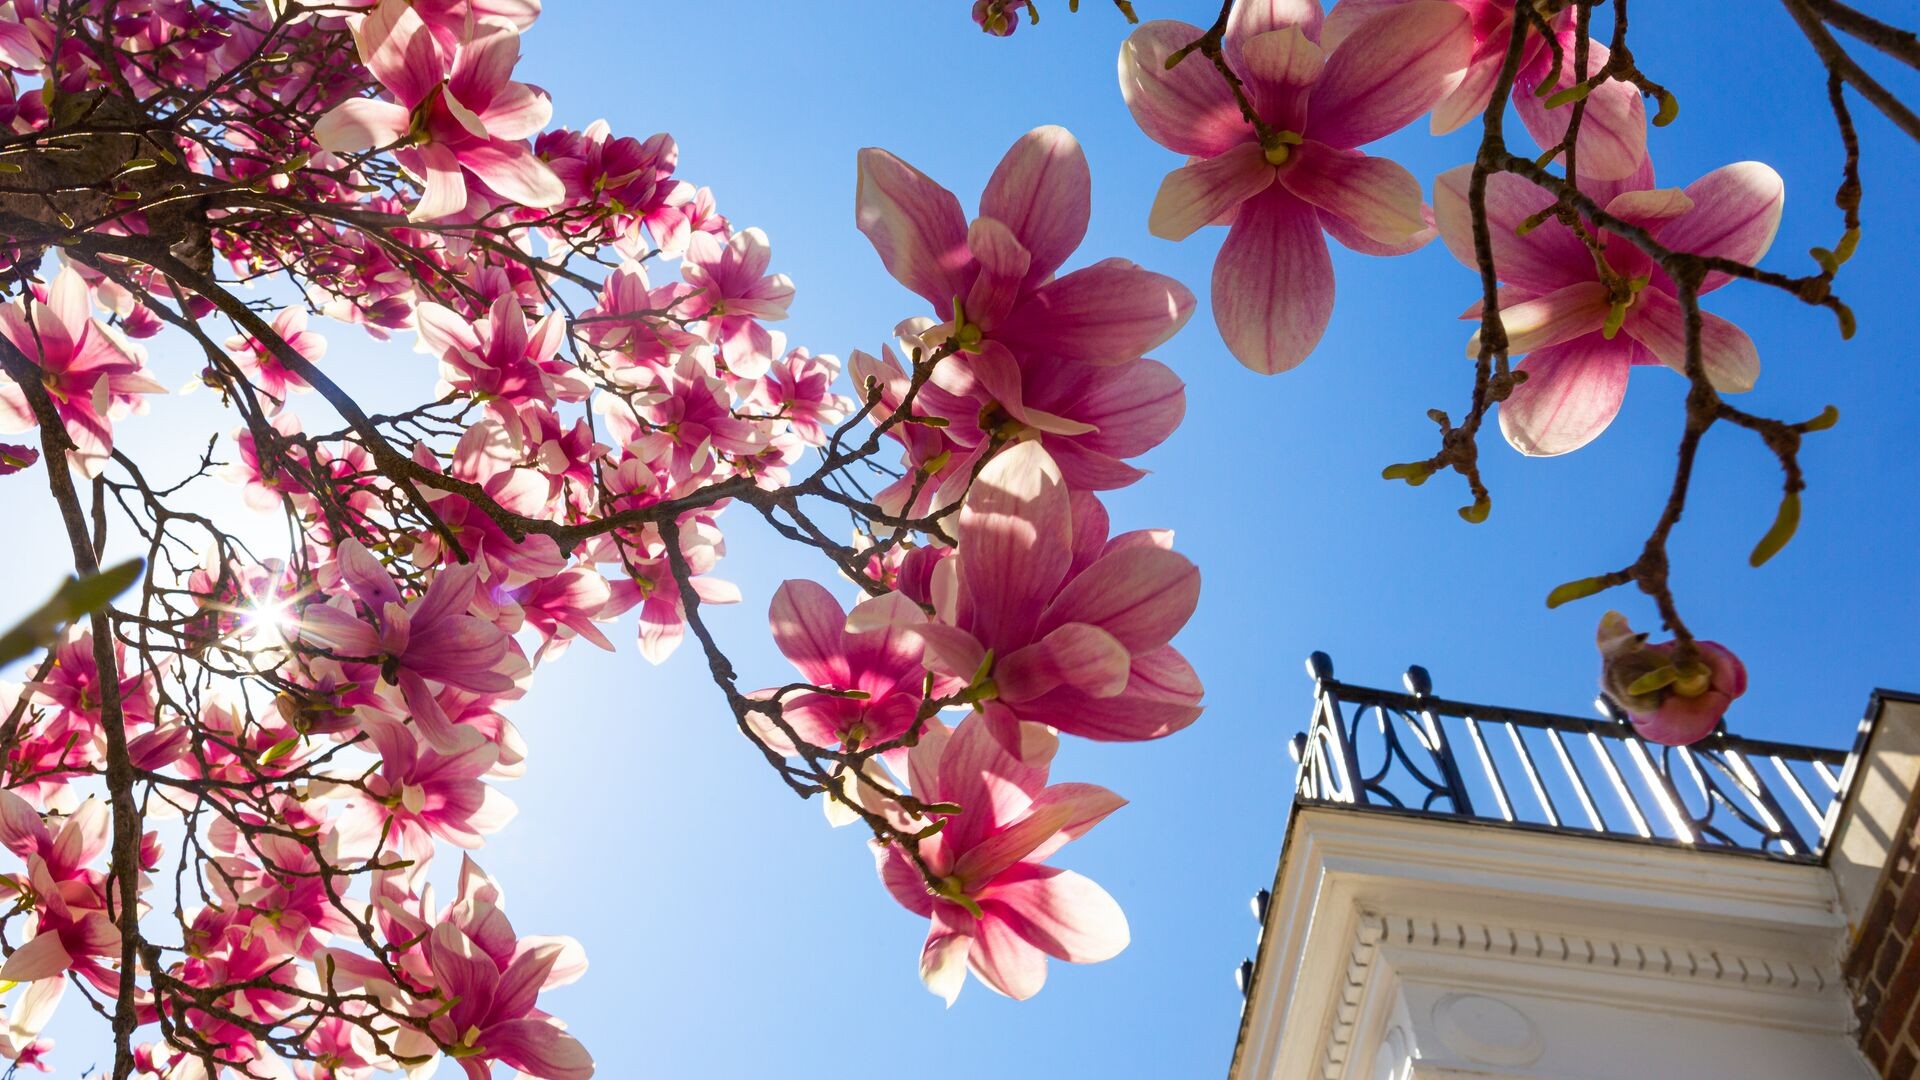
[1119,22,1251,158]
[940,713,1047,852]
[355,0,442,106]
[294,604,384,656]
[1515,40,1647,181]
[1603,187,1695,233]
[908,623,989,684]
[1622,288,1760,393]
[1656,162,1785,293]
[982,864,1131,963]
[1147,145,1275,242]
[485,1018,595,1080]
[1211,185,1333,374]
[477,79,553,142]
[1496,332,1632,456]
[1237,26,1325,132]
[957,441,1073,646]
[0,933,71,984]
[407,143,470,222]
[1031,356,1185,459]
[312,98,411,154]
[1433,165,1592,292]
[1430,51,1505,134]
[1318,204,1434,256]
[996,623,1130,704]
[447,26,519,115]
[920,909,975,1006]
[874,840,937,917]
[1465,280,1610,357]
[964,218,1033,330]
[462,139,565,209]
[856,148,973,311]
[1278,142,1427,245]
[1037,544,1200,653]
[768,580,851,687]
[979,125,1091,285]
[1305,1,1471,150]
[997,260,1196,365]
[1226,0,1324,55]
[953,783,1126,887]
[968,911,1050,1000]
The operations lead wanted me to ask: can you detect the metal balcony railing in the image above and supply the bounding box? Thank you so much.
[1286,652,1851,863]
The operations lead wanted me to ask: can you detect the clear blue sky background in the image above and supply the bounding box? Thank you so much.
[6,2,1919,1076]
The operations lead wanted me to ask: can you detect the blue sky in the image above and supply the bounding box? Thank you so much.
[8,2,1919,1076]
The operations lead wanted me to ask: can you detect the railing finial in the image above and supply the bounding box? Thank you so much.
[1306,651,1334,682]
[1403,665,1433,696]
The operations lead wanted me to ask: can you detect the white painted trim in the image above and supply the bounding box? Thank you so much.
[1232,808,1857,1080]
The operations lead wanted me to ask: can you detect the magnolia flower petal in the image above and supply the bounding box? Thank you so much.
[486,1018,596,1080]
[1465,280,1610,357]
[968,912,1049,1000]
[768,580,852,687]
[856,148,973,311]
[997,260,1196,365]
[0,933,71,984]
[1497,332,1632,457]
[1118,22,1250,157]
[1148,144,1275,242]
[1623,288,1761,393]
[980,125,1091,285]
[463,139,565,209]
[1237,26,1324,132]
[1279,142,1427,246]
[984,864,1131,964]
[312,98,411,154]
[1515,38,1647,182]
[996,623,1130,704]
[1657,162,1786,293]
[1211,184,1333,374]
[953,783,1126,887]
[1305,1,1471,150]
[1039,545,1199,654]
[1434,165,1593,293]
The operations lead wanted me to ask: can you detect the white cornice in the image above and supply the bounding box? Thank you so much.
[1232,807,1852,1080]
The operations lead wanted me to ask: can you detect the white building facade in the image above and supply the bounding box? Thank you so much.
[1228,655,1920,1080]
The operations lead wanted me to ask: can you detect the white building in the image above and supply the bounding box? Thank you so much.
[1227,654,1920,1079]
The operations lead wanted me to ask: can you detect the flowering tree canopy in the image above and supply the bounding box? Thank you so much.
[0,0,1910,1075]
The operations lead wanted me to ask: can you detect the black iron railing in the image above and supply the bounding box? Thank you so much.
[1287,653,1850,862]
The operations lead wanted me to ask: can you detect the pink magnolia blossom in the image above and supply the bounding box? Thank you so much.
[1434,159,1783,455]
[875,714,1128,1003]
[851,324,1186,512]
[1322,0,1647,179]
[678,226,793,377]
[224,306,326,412]
[973,0,1030,36]
[903,441,1203,755]
[508,565,615,662]
[313,0,563,221]
[1596,611,1748,746]
[0,797,122,997]
[295,539,518,751]
[747,346,852,446]
[0,268,165,475]
[857,126,1194,370]
[417,293,587,444]
[319,858,591,1079]
[1120,2,1471,373]
[334,717,515,861]
[756,581,948,757]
